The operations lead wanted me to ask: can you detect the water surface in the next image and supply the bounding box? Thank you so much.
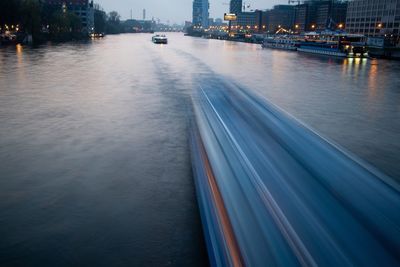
[0,33,399,266]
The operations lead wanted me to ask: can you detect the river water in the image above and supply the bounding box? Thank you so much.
[0,33,399,266]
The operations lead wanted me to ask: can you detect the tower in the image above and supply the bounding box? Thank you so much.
[230,0,242,15]
[192,0,210,28]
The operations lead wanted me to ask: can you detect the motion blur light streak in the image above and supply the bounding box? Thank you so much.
[191,126,244,267]
[190,80,400,267]
[200,86,317,267]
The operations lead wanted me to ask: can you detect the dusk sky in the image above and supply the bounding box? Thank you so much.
[98,0,283,24]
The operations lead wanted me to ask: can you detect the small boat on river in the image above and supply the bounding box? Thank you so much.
[152,35,168,44]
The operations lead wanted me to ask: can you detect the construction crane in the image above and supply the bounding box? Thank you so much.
[243,2,251,12]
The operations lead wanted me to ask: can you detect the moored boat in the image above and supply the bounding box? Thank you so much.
[0,32,17,45]
[297,32,368,58]
[262,36,298,51]
[297,41,348,57]
[367,36,400,60]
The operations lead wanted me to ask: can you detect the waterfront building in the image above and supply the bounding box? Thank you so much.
[230,0,243,15]
[192,0,210,28]
[215,18,224,25]
[230,10,267,33]
[267,5,296,33]
[294,0,348,32]
[208,18,214,27]
[43,0,94,34]
[346,0,400,36]
[294,3,310,32]
[261,11,269,32]
[208,18,227,27]
[314,1,347,30]
[236,12,257,30]
[184,21,193,31]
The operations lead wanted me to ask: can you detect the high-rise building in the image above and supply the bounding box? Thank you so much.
[267,5,296,32]
[192,0,210,28]
[294,0,347,32]
[346,0,400,36]
[230,0,243,15]
[294,3,310,32]
[315,1,347,29]
[236,12,257,29]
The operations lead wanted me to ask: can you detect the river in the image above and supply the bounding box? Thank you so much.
[0,33,399,266]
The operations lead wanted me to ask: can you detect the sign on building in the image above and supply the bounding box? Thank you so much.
[224,13,237,21]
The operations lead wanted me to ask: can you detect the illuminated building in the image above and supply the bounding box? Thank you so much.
[192,0,210,28]
[230,10,267,33]
[294,0,347,32]
[267,5,295,32]
[346,0,400,36]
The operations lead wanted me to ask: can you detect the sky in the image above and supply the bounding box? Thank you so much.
[97,0,283,24]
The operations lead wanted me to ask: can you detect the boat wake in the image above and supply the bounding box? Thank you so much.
[190,80,400,267]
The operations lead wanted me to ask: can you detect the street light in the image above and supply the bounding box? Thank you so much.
[377,23,382,28]
[338,23,343,29]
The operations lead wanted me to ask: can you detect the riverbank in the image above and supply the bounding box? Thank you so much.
[0,29,101,46]
[186,32,400,60]
[185,32,264,44]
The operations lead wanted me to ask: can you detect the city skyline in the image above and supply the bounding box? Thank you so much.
[97,0,282,24]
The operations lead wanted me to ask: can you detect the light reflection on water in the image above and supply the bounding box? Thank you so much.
[0,33,399,266]
[195,42,399,181]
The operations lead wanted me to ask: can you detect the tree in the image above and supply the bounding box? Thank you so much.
[108,11,120,24]
[67,12,82,36]
[106,11,123,34]
[49,11,83,41]
[94,9,106,33]
[20,0,42,38]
